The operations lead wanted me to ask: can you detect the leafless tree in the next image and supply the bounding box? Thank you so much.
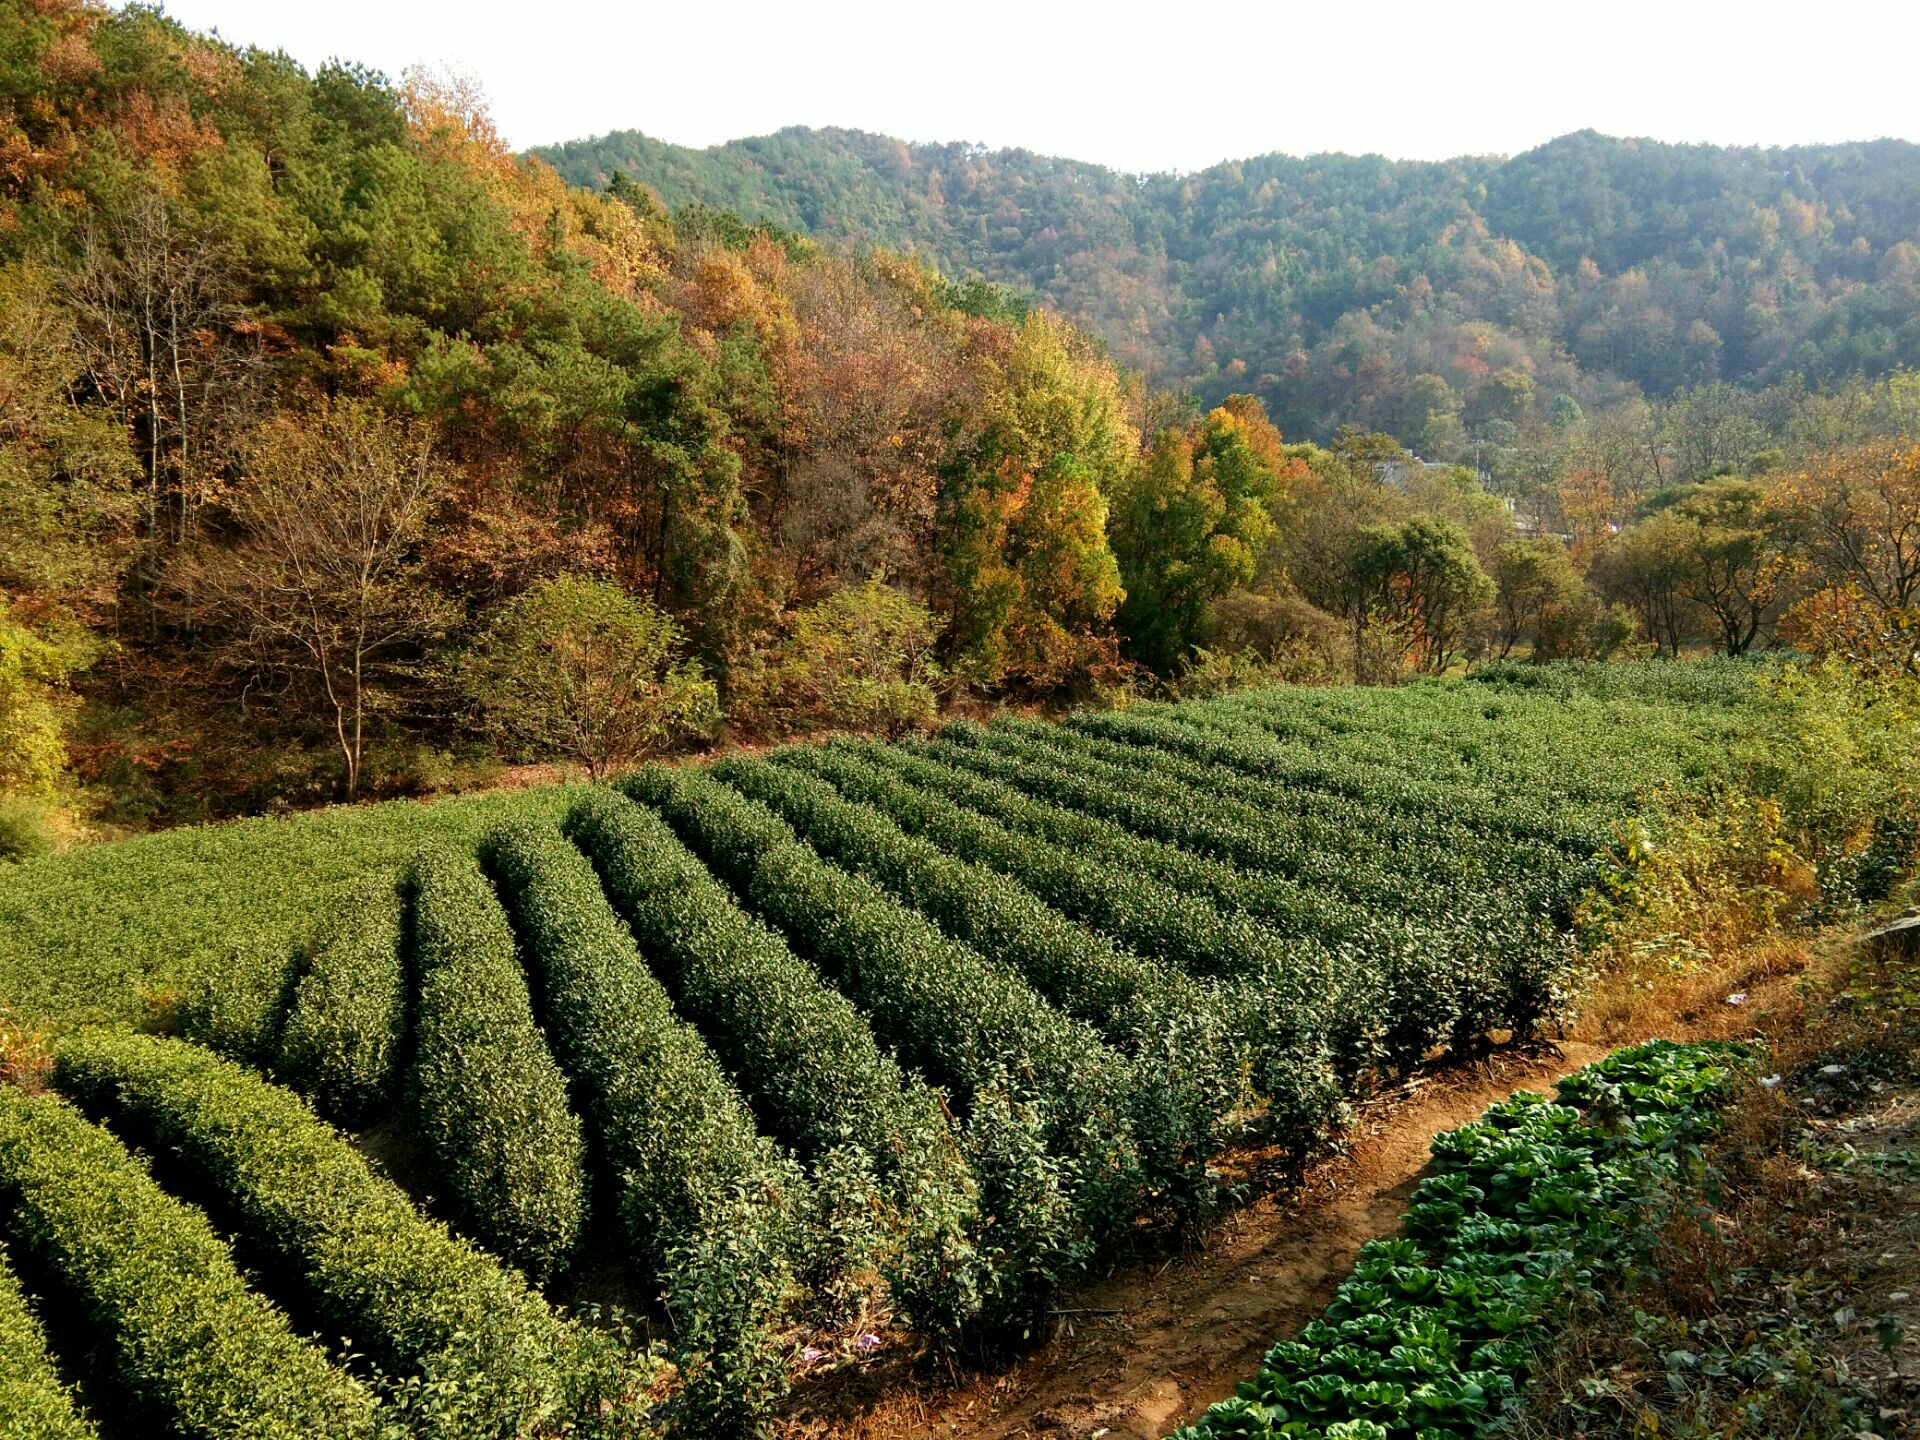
[65,187,264,629]
[195,402,454,799]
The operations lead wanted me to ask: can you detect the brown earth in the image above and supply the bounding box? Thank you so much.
[781,945,1805,1440]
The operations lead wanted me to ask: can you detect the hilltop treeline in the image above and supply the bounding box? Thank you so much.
[538,125,1920,442]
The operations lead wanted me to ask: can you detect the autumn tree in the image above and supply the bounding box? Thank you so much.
[65,187,260,625]
[1658,479,1786,655]
[461,574,718,778]
[0,262,140,616]
[1343,516,1495,674]
[196,402,453,800]
[1773,443,1920,619]
[1591,514,1697,657]
[740,577,943,737]
[938,310,1133,691]
[1112,396,1295,673]
[1772,443,1920,678]
[1491,537,1588,659]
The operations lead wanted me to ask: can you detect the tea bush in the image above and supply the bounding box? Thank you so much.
[0,1238,97,1440]
[408,845,586,1281]
[51,1030,627,1440]
[0,1086,379,1440]
[561,787,985,1340]
[277,872,407,1123]
[482,819,798,1432]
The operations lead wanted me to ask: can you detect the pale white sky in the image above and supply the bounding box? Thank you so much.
[153,0,1920,173]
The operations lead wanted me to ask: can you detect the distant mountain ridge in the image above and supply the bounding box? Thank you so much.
[532,126,1920,445]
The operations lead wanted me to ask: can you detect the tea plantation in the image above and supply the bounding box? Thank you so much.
[0,664,1885,1438]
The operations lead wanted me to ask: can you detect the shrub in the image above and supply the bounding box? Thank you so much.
[0,795,59,866]
[738,578,942,738]
[781,741,1348,1133]
[277,872,406,1123]
[929,720,1562,1043]
[482,819,798,1431]
[0,1085,379,1440]
[407,844,586,1280]
[175,930,301,1067]
[461,575,719,779]
[52,1030,637,1440]
[0,1239,97,1440]
[562,787,984,1342]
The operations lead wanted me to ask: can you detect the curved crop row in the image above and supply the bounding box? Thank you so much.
[52,1030,629,1440]
[714,753,1240,1218]
[277,872,407,1124]
[1070,703,1603,857]
[990,711,1508,848]
[174,931,302,1068]
[1172,1040,1745,1440]
[560,788,986,1340]
[408,845,586,1281]
[1218,681,1740,812]
[916,725,1565,1042]
[984,712,1592,927]
[853,737,1550,1057]
[0,1085,378,1440]
[776,744,1349,1136]
[0,1240,97,1440]
[950,717,1572,918]
[620,765,1138,1166]
[619,764,1146,1324]
[481,820,798,1432]
[927,722,1512,911]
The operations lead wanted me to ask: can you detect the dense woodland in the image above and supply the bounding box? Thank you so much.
[537,126,1920,436]
[2,0,1919,850]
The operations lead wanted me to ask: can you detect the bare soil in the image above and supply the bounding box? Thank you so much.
[781,949,1805,1440]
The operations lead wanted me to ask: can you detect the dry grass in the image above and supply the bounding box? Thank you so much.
[1512,935,1920,1440]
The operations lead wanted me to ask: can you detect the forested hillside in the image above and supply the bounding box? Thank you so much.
[0,1,1164,832]
[537,127,1920,442]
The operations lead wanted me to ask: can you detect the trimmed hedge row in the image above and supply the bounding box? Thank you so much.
[1070,703,1599,858]
[50,1031,625,1440]
[0,1085,379,1440]
[779,741,1353,1122]
[278,872,407,1124]
[561,787,986,1340]
[481,819,798,1433]
[0,1240,97,1440]
[620,764,1147,1324]
[713,753,1241,1218]
[175,930,301,1068]
[981,713,1588,933]
[621,765,1137,1163]
[852,737,1560,1069]
[1171,1040,1746,1440]
[407,845,586,1281]
[911,727,1563,1049]
[940,719,1563,919]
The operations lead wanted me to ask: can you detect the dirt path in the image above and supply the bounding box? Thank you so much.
[785,952,1804,1440]
[789,1042,1606,1440]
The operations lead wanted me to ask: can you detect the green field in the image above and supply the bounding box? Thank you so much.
[0,663,1909,1439]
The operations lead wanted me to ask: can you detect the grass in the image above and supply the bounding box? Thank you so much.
[1509,932,1920,1440]
[0,785,577,1030]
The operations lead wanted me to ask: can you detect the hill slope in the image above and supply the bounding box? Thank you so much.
[534,126,1920,442]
